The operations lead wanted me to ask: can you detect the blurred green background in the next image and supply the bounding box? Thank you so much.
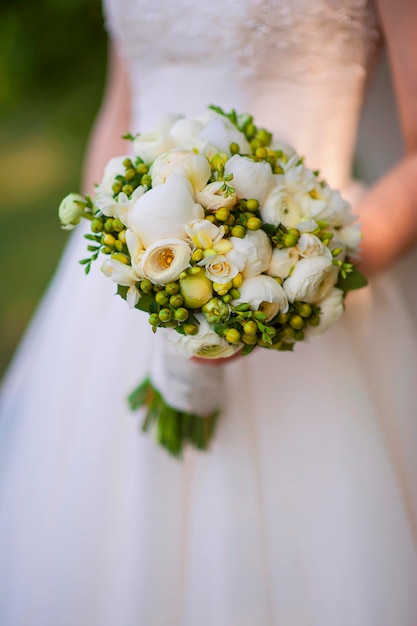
[0,0,107,376]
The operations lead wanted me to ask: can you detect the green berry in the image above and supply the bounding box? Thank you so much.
[243,320,258,335]
[169,294,184,308]
[91,218,103,233]
[246,217,262,231]
[174,307,189,322]
[289,315,305,330]
[158,308,171,322]
[246,199,259,211]
[215,207,230,222]
[140,279,153,294]
[242,333,258,345]
[165,282,180,295]
[148,313,159,326]
[309,314,321,327]
[231,225,246,238]
[299,303,313,318]
[184,323,198,335]
[155,291,169,306]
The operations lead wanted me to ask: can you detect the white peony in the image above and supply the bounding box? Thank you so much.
[224,155,275,205]
[283,255,337,303]
[198,114,250,154]
[230,229,272,277]
[232,275,289,321]
[151,150,211,193]
[133,113,182,163]
[196,181,237,211]
[167,314,242,359]
[267,247,299,280]
[128,175,204,247]
[308,287,345,336]
[141,238,192,284]
[94,186,145,223]
[296,234,332,259]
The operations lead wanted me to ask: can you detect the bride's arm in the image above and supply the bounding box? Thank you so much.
[357,0,417,274]
[82,45,131,195]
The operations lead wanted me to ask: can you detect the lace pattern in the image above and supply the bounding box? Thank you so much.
[104,0,381,80]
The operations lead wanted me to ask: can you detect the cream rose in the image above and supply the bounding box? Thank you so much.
[230,229,272,277]
[267,247,299,280]
[196,181,237,211]
[128,175,204,247]
[141,238,192,284]
[203,249,246,284]
[167,314,241,359]
[283,256,337,303]
[232,275,289,321]
[224,155,275,205]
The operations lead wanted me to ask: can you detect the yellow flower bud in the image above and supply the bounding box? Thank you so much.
[232,273,243,288]
[192,249,204,262]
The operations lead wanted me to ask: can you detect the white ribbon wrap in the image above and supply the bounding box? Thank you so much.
[149,332,225,416]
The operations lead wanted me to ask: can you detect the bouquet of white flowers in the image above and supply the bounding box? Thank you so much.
[59,105,366,456]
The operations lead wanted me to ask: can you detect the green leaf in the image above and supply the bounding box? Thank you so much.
[278,341,295,351]
[135,293,154,312]
[336,266,368,293]
[241,343,257,356]
[117,284,128,300]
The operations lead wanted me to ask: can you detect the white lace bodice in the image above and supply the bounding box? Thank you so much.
[103,0,382,190]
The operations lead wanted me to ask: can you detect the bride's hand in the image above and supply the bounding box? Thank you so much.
[359,0,417,275]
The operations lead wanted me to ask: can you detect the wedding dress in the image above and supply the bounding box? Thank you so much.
[1,1,417,625]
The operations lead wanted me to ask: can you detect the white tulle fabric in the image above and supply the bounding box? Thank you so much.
[1,1,417,625]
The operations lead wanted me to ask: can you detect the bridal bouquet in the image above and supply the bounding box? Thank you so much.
[59,105,366,456]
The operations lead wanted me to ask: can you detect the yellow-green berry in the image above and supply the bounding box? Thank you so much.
[215,207,230,222]
[165,282,179,295]
[289,315,305,330]
[174,307,189,322]
[243,320,258,335]
[170,294,184,308]
[246,217,262,231]
[242,333,258,345]
[184,323,198,335]
[299,303,313,318]
[155,291,169,306]
[158,308,171,322]
[231,225,246,238]
[225,328,241,344]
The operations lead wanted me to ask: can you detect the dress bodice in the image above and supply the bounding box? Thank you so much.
[103,0,382,190]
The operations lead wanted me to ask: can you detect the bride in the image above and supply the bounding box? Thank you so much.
[1,1,417,624]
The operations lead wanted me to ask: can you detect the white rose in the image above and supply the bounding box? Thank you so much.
[232,275,289,321]
[167,314,241,359]
[231,229,272,278]
[296,234,332,259]
[283,255,337,303]
[261,186,302,228]
[141,238,192,284]
[196,181,237,211]
[308,287,345,336]
[133,113,182,163]
[58,193,84,229]
[128,175,204,247]
[267,247,299,279]
[224,155,275,205]
[199,115,250,154]
[97,156,130,195]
